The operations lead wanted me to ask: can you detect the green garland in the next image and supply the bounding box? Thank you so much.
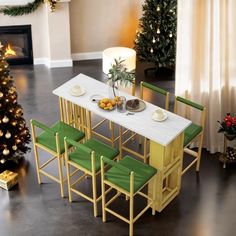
[0,0,44,16]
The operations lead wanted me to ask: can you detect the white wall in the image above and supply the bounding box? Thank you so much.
[69,0,143,59]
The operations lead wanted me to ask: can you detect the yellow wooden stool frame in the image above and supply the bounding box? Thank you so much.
[174,93,206,175]
[31,119,85,198]
[91,81,136,147]
[101,156,157,236]
[64,138,119,217]
[120,82,170,163]
[31,121,64,197]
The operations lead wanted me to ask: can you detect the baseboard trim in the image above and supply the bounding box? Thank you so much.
[34,58,73,68]
[71,51,102,61]
[34,51,102,66]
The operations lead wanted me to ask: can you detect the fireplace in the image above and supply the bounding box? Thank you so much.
[0,25,33,65]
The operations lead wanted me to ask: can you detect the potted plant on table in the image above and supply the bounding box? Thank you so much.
[107,58,135,98]
[218,113,236,140]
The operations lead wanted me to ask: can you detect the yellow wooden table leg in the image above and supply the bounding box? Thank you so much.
[148,133,184,212]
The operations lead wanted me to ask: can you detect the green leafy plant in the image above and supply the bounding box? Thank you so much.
[107,58,135,97]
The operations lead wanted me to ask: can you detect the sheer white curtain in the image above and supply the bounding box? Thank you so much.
[175,0,236,153]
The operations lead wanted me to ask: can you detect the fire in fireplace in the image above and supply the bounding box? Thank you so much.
[0,25,33,65]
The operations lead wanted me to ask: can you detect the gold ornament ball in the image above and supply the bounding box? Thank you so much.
[5,131,11,139]
[0,159,6,164]
[3,148,10,156]
[12,145,17,151]
[0,92,3,97]
[2,116,9,123]
[0,130,3,137]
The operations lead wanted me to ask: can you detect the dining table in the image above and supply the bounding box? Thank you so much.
[53,73,191,212]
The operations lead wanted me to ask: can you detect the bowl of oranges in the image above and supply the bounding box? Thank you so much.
[98,97,120,111]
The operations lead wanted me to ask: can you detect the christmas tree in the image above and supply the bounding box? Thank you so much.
[134,0,177,69]
[0,42,30,165]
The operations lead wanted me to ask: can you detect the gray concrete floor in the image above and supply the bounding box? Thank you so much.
[0,60,236,236]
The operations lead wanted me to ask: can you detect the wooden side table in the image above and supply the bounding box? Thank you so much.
[219,134,236,168]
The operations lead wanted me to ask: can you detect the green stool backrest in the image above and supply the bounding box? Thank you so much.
[174,94,206,129]
[64,137,91,155]
[31,119,56,136]
[31,119,61,153]
[101,156,131,175]
[176,96,204,111]
[140,81,169,110]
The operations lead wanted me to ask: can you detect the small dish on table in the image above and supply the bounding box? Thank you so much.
[152,109,168,122]
[126,99,146,112]
[69,85,86,97]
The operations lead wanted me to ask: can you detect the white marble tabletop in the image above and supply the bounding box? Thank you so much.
[53,73,191,146]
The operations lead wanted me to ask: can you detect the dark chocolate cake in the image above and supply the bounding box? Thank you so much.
[126,99,140,109]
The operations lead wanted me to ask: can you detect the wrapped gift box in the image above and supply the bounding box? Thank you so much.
[0,170,18,190]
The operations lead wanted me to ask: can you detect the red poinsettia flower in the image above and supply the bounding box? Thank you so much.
[218,113,236,135]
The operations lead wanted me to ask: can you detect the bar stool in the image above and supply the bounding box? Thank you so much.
[30,119,85,197]
[101,155,157,236]
[174,94,206,174]
[64,137,119,217]
[121,82,169,163]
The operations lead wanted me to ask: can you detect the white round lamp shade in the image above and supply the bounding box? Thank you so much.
[102,47,136,74]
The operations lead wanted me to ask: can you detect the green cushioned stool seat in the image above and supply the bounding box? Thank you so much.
[105,155,157,193]
[36,121,85,154]
[184,123,202,147]
[69,138,119,172]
